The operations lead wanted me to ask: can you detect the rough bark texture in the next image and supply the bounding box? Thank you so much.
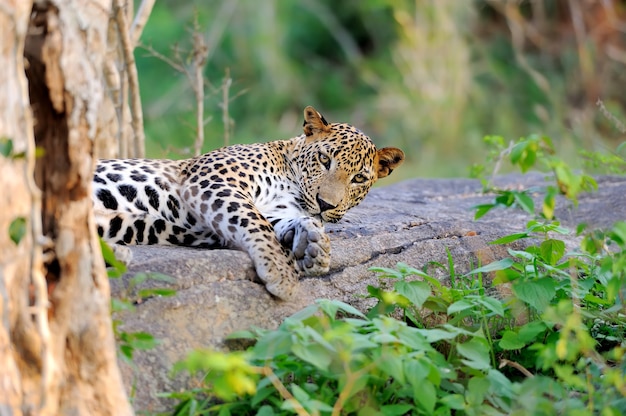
[0,1,36,413]
[1,0,132,414]
[113,173,626,411]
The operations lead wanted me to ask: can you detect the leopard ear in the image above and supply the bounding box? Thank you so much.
[375,147,405,179]
[302,106,331,137]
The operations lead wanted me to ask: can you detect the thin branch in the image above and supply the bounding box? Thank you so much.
[499,358,534,378]
[596,99,626,133]
[113,0,145,158]
[138,42,186,74]
[192,20,208,156]
[257,366,311,416]
[130,0,155,46]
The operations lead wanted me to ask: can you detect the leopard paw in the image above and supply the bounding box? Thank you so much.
[290,218,331,276]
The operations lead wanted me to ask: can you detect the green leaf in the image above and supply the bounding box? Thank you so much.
[9,217,26,245]
[447,299,474,315]
[457,338,491,370]
[489,233,528,245]
[414,380,436,414]
[464,258,514,276]
[0,137,13,157]
[540,239,565,265]
[513,191,534,214]
[472,296,505,316]
[499,330,525,350]
[123,331,159,350]
[256,405,275,416]
[439,393,466,410]
[291,343,332,372]
[405,359,430,387]
[137,288,177,298]
[487,369,514,400]
[111,298,134,313]
[466,376,491,406]
[252,330,292,360]
[100,239,127,277]
[397,328,430,350]
[226,329,258,340]
[513,278,557,312]
[316,298,366,319]
[473,204,495,220]
[394,280,431,308]
[380,404,414,416]
[518,321,547,343]
[542,186,557,219]
[510,137,539,173]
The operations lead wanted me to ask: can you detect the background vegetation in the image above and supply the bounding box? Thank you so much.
[135,0,626,179]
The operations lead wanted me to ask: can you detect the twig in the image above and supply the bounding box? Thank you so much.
[192,18,208,156]
[331,361,376,416]
[489,140,515,188]
[113,0,145,158]
[130,0,155,46]
[499,358,534,378]
[257,366,311,416]
[138,42,186,73]
[596,98,626,133]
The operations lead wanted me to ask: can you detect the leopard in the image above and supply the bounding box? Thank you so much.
[93,106,404,300]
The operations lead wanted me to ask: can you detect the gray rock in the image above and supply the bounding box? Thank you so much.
[112,173,626,412]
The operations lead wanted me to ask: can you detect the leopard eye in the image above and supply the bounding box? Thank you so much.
[352,173,367,184]
[318,152,331,170]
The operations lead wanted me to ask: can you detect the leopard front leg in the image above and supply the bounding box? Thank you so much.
[272,217,331,276]
[184,184,299,300]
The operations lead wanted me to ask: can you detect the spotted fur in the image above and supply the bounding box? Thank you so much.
[93,107,404,299]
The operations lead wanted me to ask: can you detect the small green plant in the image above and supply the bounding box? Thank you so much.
[470,134,597,221]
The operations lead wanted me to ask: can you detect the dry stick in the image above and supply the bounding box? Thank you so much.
[596,98,626,133]
[129,0,155,47]
[257,366,311,416]
[499,359,534,378]
[192,29,208,156]
[331,362,376,416]
[113,0,145,158]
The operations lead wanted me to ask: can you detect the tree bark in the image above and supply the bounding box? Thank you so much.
[1,0,132,414]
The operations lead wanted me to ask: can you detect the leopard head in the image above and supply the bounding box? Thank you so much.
[294,106,405,222]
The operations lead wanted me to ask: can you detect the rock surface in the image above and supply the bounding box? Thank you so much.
[112,173,626,412]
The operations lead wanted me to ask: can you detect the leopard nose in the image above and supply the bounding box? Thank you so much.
[316,194,337,213]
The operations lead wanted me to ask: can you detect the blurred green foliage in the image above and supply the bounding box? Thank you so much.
[135,0,626,179]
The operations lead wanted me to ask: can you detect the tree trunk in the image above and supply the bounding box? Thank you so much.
[1,0,132,414]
